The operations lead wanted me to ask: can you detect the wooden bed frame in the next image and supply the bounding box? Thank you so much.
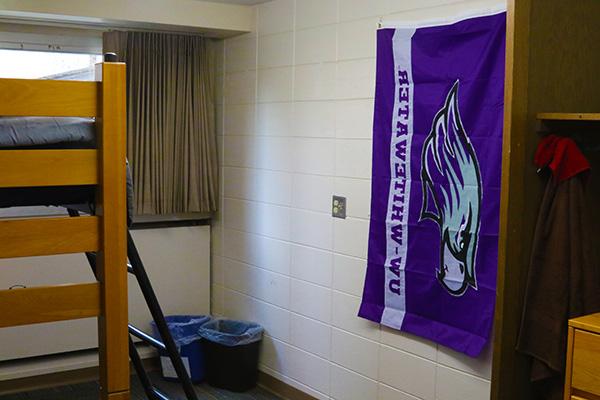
[0,62,130,399]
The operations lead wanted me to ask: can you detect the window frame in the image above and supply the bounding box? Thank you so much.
[0,23,102,54]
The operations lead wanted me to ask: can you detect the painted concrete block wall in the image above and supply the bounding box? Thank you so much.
[213,1,504,399]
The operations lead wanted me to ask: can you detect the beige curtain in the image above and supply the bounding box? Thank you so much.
[103,30,218,215]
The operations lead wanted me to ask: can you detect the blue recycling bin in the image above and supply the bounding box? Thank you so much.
[151,315,211,383]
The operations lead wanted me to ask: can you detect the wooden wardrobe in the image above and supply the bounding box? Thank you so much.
[492,0,600,398]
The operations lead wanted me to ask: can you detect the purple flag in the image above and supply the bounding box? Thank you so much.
[358,13,506,357]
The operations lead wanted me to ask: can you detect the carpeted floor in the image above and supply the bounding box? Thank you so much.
[0,372,282,400]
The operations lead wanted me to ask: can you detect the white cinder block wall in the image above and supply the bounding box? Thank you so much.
[212,1,505,399]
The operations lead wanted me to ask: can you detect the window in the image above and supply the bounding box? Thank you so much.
[0,49,102,81]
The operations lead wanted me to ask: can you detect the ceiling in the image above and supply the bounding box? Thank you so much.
[200,0,271,5]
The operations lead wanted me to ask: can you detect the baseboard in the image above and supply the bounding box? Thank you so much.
[258,371,318,400]
[0,366,101,395]
[2,354,317,400]
[0,347,158,396]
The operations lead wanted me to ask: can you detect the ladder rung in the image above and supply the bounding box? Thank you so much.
[128,324,165,350]
[0,283,100,327]
[0,216,100,258]
[152,387,170,400]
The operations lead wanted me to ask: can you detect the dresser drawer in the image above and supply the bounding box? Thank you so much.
[572,329,600,396]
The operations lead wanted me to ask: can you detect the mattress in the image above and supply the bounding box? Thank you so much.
[0,117,95,148]
[0,117,133,223]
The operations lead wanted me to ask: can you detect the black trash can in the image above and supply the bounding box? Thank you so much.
[198,319,263,392]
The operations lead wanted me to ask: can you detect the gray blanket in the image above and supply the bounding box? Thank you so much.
[0,117,133,223]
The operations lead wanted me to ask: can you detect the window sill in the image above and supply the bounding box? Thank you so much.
[130,212,211,230]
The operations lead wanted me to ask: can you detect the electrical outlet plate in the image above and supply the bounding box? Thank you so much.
[332,195,347,219]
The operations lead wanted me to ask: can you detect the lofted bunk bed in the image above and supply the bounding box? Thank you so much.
[0,54,199,400]
[0,57,129,399]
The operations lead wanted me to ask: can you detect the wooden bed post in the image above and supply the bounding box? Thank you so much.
[96,60,129,400]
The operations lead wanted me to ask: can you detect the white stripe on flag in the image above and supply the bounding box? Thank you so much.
[381,28,415,330]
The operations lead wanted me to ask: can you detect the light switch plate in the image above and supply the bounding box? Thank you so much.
[332,196,347,219]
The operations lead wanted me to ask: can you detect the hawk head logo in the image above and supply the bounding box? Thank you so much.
[419,81,482,296]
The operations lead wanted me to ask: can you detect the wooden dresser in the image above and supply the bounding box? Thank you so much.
[565,313,600,399]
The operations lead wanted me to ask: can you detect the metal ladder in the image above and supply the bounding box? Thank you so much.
[68,209,199,400]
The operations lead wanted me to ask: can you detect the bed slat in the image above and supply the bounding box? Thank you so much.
[106,392,131,400]
[0,216,99,258]
[0,149,97,188]
[0,283,100,327]
[0,79,99,117]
